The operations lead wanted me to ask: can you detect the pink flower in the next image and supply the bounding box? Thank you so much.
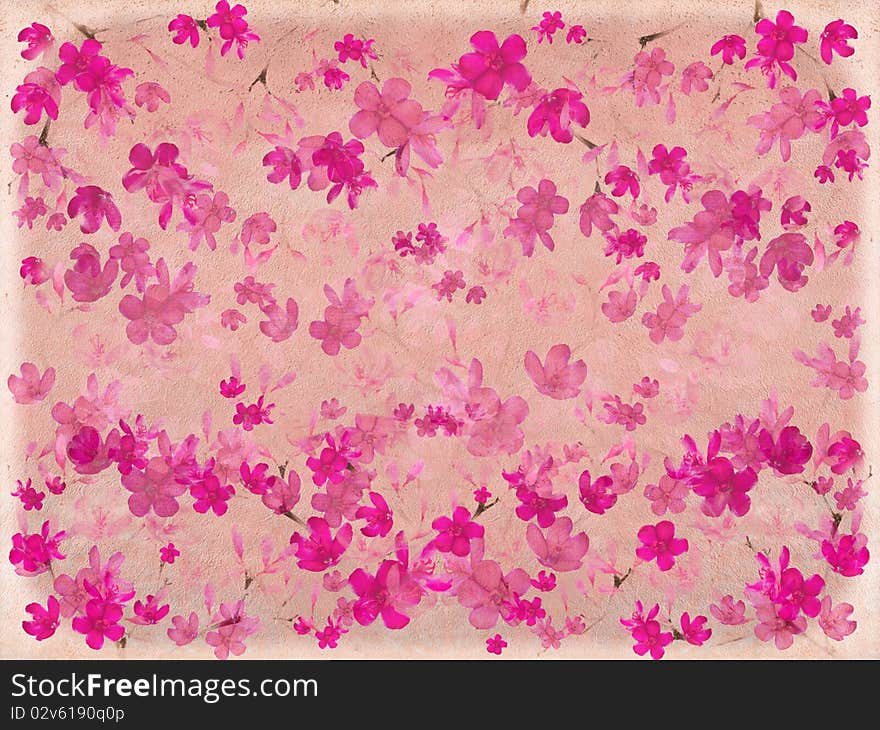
[710,34,746,65]
[780,567,824,618]
[11,82,58,125]
[334,34,377,68]
[167,612,199,646]
[130,594,170,625]
[349,78,424,148]
[566,25,586,45]
[622,602,673,659]
[12,479,45,511]
[159,542,179,564]
[67,425,111,475]
[691,455,757,518]
[457,31,530,100]
[709,595,747,625]
[8,362,55,405]
[168,14,200,47]
[831,306,864,339]
[679,612,712,646]
[308,279,372,356]
[121,457,186,518]
[205,601,260,659]
[632,47,674,106]
[758,425,812,475]
[820,19,857,65]
[349,560,420,629]
[811,304,832,322]
[748,87,822,162]
[818,596,856,640]
[67,185,121,234]
[56,38,102,86]
[532,11,565,44]
[9,522,66,576]
[134,82,170,112]
[432,506,484,557]
[179,191,237,251]
[746,10,808,87]
[206,1,260,59]
[641,284,701,344]
[20,256,50,286]
[233,396,274,431]
[432,270,466,301]
[311,473,364,527]
[505,179,569,256]
[220,376,246,399]
[578,470,616,515]
[190,471,235,516]
[486,633,507,654]
[527,517,589,572]
[579,192,619,237]
[827,434,863,474]
[306,432,359,486]
[605,165,639,198]
[262,146,302,189]
[524,344,587,400]
[18,23,54,60]
[681,61,713,95]
[527,89,589,144]
[644,475,688,516]
[72,598,125,650]
[821,533,869,577]
[356,491,393,537]
[604,228,647,263]
[635,520,688,571]
[22,595,60,640]
[290,517,353,572]
[456,559,530,629]
[261,471,301,516]
[754,602,805,650]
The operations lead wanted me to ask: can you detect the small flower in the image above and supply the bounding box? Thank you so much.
[22,595,60,640]
[159,543,180,564]
[486,633,508,654]
[820,19,857,65]
[635,520,688,571]
[432,506,484,557]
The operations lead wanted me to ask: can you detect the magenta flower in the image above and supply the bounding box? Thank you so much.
[159,542,180,564]
[567,25,586,45]
[710,34,746,65]
[8,362,55,405]
[349,560,420,629]
[456,560,530,629]
[11,82,59,125]
[641,284,701,344]
[67,185,121,234]
[179,191,237,251]
[22,595,60,640]
[709,595,747,625]
[205,601,260,659]
[821,533,869,577]
[486,633,507,654]
[121,457,186,517]
[169,14,200,47]
[754,602,805,650]
[527,88,589,143]
[780,567,824,618]
[578,470,617,515]
[632,47,674,106]
[681,61,713,95]
[514,486,567,527]
[432,506,484,557]
[604,165,640,198]
[622,602,673,659]
[350,78,424,147]
[306,432,358,486]
[504,179,569,256]
[206,1,260,59]
[308,279,372,356]
[758,425,812,475]
[262,146,302,189]
[820,19,857,65]
[532,11,565,44]
[746,10,808,86]
[356,491,393,537]
[635,520,688,571]
[827,434,863,474]
[691,456,757,518]
[524,344,587,400]
[579,192,619,237]
[190,471,235,516]
[679,612,712,646]
[18,22,54,60]
[457,31,530,101]
[290,517,353,572]
[233,396,274,431]
[334,34,377,68]
[131,594,170,625]
[72,598,125,650]
[9,522,66,576]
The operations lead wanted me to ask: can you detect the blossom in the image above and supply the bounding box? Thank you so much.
[641,284,701,344]
[668,190,735,276]
[605,165,639,198]
[306,432,359,486]
[262,146,302,189]
[206,1,260,59]
[827,434,863,474]
[527,89,589,144]
[579,192,619,237]
[167,612,199,645]
[349,78,423,148]
[205,601,260,659]
[169,14,200,47]
[290,517,353,571]
[524,344,587,400]
[11,478,44,511]
[131,594,170,625]
[818,596,856,640]
[8,362,55,405]
[11,82,58,125]
[831,306,864,339]
[349,560,420,629]
[134,82,170,112]
[681,61,713,95]
[679,612,712,646]
[622,602,673,659]
[72,598,125,650]
[821,533,869,577]
[710,34,746,65]
[504,179,569,255]
[532,11,565,44]
[486,634,507,654]
[159,543,179,564]
[632,47,674,106]
[644,475,688,516]
[526,517,589,572]
[190,471,235,516]
[457,31,530,100]
[18,22,54,60]
[432,506,484,556]
[578,470,616,515]
[22,595,60,640]
[604,228,647,263]
[233,396,274,431]
[179,191,237,251]
[754,602,805,650]
[709,595,747,625]
[780,567,824,617]
[746,10,807,87]
[456,560,530,629]
[820,20,857,65]
[356,491,393,537]
[121,457,186,517]
[635,520,688,571]
[67,185,122,234]
[334,34,377,68]
[566,25,586,45]
[758,425,812,475]
[308,279,372,356]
